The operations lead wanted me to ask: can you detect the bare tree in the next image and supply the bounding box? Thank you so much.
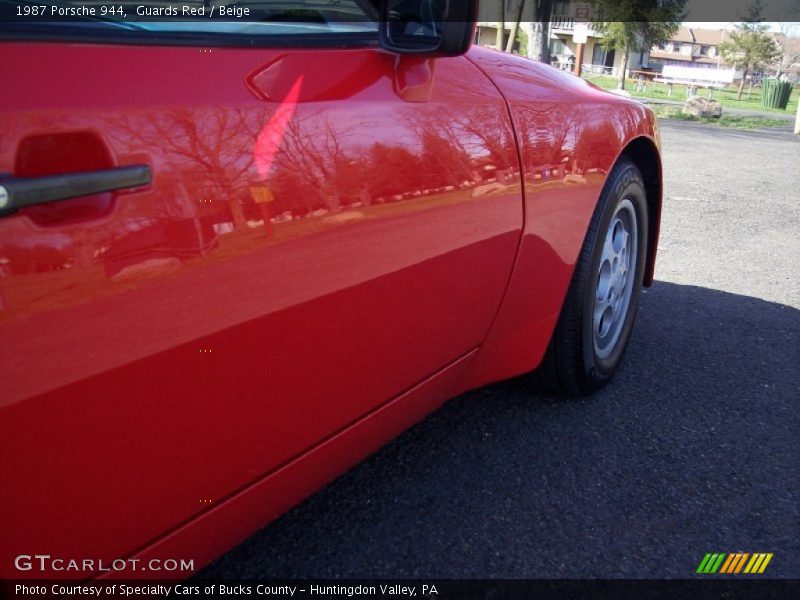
[770,25,800,79]
[526,1,554,63]
[109,108,260,230]
[496,0,505,50]
[506,0,527,53]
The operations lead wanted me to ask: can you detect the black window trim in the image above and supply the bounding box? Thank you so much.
[0,23,381,48]
[0,0,382,48]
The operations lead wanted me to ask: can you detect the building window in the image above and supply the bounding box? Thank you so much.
[592,44,616,67]
[699,45,710,56]
[550,38,567,56]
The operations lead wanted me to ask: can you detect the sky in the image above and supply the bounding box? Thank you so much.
[683,0,799,22]
[683,21,800,34]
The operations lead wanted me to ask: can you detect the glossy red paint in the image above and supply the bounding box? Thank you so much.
[0,40,660,580]
[464,48,662,386]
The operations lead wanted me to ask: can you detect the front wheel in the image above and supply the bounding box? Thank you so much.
[535,157,649,397]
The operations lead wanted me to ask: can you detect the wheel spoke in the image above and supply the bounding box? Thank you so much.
[593,294,611,336]
[603,229,616,265]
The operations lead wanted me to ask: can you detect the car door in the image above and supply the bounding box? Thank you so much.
[0,5,522,574]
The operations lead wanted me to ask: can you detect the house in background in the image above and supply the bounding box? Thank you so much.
[648,27,729,71]
[474,0,528,53]
[548,17,639,76]
[475,1,646,77]
[649,27,799,83]
[475,19,740,81]
[473,21,520,53]
[474,2,794,83]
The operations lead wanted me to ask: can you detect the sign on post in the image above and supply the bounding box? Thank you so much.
[573,23,588,44]
[574,2,591,20]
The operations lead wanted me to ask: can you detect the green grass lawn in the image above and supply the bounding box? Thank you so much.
[650,104,789,129]
[585,74,799,115]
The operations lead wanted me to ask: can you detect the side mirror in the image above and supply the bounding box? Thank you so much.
[378,0,478,57]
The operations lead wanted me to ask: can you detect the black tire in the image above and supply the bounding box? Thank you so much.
[535,156,649,397]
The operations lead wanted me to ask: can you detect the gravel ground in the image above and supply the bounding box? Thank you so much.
[200,120,800,579]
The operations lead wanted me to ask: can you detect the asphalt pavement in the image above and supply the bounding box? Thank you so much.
[199,120,800,579]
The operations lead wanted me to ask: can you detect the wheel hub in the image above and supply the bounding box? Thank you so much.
[593,198,638,359]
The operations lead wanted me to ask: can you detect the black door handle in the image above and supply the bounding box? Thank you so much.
[0,165,151,215]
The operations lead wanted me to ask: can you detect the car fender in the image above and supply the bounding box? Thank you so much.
[462,48,662,389]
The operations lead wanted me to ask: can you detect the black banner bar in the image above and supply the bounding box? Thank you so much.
[3,579,800,600]
[0,1,799,24]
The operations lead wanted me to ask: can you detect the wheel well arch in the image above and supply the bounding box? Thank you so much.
[619,136,662,287]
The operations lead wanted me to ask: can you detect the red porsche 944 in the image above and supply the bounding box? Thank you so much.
[0,0,661,579]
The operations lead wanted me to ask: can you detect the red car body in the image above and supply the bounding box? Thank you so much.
[0,37,661,579]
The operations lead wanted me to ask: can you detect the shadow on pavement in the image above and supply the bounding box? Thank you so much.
[199,281,799,579]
